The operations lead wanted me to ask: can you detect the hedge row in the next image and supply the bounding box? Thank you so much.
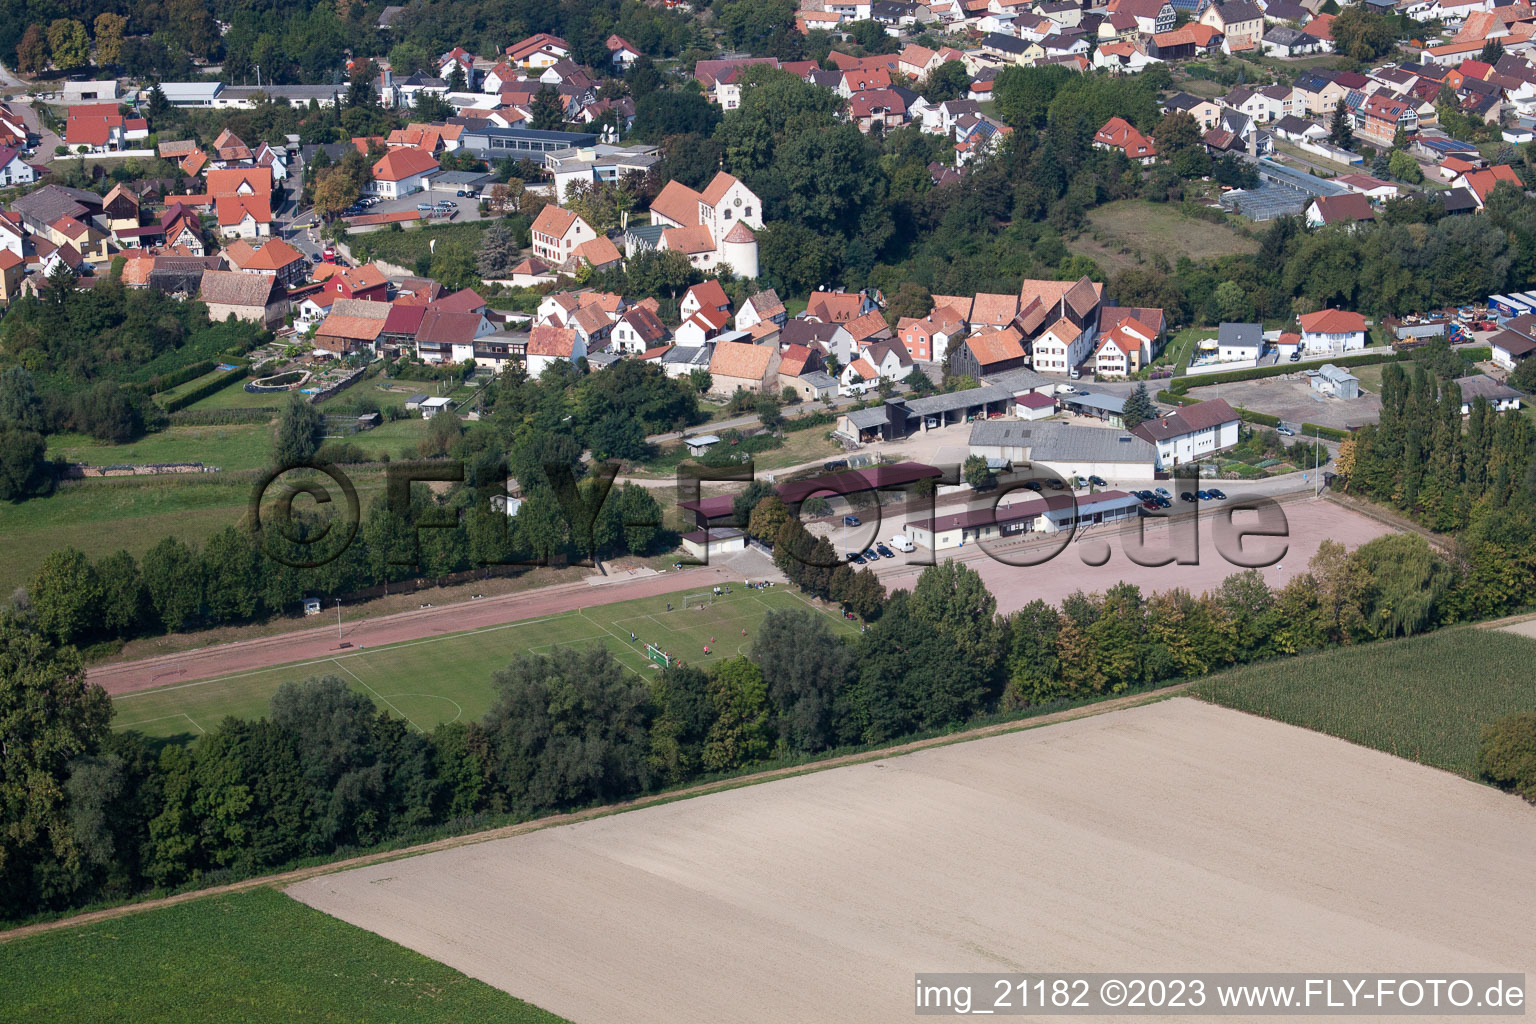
[1235,407,1280,427]
[167,406,279,426]
[1300,422,1350,441]
[158,364,249,413]
[145,360,215,396]
[1169,349,1405,392]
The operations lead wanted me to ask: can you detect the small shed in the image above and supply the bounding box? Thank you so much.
[1015,391,1057,421]
[684,434,722,457]
[357,411,382,430]
[1309,363,1360,399]
[303,597,322,615]
[404,392,431,411]
[680,527,748,561]
[419,395,454,419]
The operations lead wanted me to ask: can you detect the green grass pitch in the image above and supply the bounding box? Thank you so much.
[114,586,857,742]
[0,888,569,1023]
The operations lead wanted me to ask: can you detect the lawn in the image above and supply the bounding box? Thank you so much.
[0,888,567,1024]
[184,380,291,412]
[113,585,857,742]
[332,417,433,459]
[47,424,277,472]
[1192,626,1536,780]
[1072,200,1259,276]
[1152,326,1206,372]
[153,366,243,406]
[352,220,493,270]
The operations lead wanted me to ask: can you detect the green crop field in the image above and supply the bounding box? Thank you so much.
[115,586,856,742]
[1193,627,1536,779]
[0,888,567,1023]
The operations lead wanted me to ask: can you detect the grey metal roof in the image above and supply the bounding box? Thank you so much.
[983,366,1057,394]
[902,384,1011,416]
[1217,322,1262,348]
[1023,421,1156,464]
[1059,390,1126,413]
[800,370,837,388]
[430,170,494,185]
[968,419,1156,464]
[844,407,890,429]
[968,420,1036,447]
[1315,363,1358,384]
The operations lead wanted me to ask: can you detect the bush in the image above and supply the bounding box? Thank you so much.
[1477,713,1536,801]
[1299,422,1349,441]
[168,407,279,426]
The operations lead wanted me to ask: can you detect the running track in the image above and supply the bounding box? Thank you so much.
[90,565,745,696]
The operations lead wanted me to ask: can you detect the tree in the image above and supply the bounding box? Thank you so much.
[28,548,102,645]
[0,425,47,501]
[920,60,971,103]
[1477,713,1536,802]
[311,165,363,221]
[747,495,791,543]
[274,393,322,467]
[1480,38,1505,65]
[702,657,772,772]
[1387,149,1423,184]
[475,221,520,278]
[140,536,203,632]
[962,454,995,490]
[1155,110,1201,155]
[16,25,49,75]
[165,0,218,60]
[688,368,713,395]
[46,19,90,71]
[93,550,144,637]
[1352,533,1450,638]
[633,91,721,143]
[202,526,261,623]
[92,13,127,66]
[530,86,567,131]
[1329,98,1353,149]
[1210,280,1253,323]
[751,610,852,753]
[0,618,111,915]
[1331,5,1397,62]
[479,647,653,811]
[1121,382,1156,428]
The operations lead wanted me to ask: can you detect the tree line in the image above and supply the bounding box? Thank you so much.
[4,510,1508,921]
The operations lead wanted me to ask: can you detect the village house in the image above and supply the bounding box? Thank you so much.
[222,239,308,288]
[709,341,781,394]
[647,171,761,277]
[527,325,585,374]
[898,307,968,363]
[735,289,787,331]
[1297,308,1369,354]
[1093,117,1158,164]
[1201,0,1266,52]
[199,270,286,326]
[950,327,1027,380]
[1130,398,1241,468]
[369,147,439,198]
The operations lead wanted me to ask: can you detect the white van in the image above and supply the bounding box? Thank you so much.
[889,535,915,553]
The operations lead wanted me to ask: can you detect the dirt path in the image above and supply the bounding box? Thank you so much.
[0,683,1188,944]
[88,564,744,696]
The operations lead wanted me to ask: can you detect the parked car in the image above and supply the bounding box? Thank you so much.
[1207,488,1227,500]
[1023,480,1043,492]
[864,549,879,561]
[1197,490,1210,501]
[456,190,469,197]
[308,252,322,264]
[1155,497,1171,508]
[1142,500,1160,511]
[876,544,894,558]
[824,459,848,471]
[1088,475,1107,487]
[852,553,866,564]
[1045,479,1065,490]
[845,552,859,562]
[1277,425,1295,436]
[843,515,861,527]
[889,535,915,553]
[1289,351,1301,362]
[1180,492,1196,502]
[1154,487,1170,498]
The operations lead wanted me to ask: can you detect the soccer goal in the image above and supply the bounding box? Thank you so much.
[682,591,714,610]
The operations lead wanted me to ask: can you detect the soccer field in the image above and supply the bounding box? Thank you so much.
[113,586,855,741]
